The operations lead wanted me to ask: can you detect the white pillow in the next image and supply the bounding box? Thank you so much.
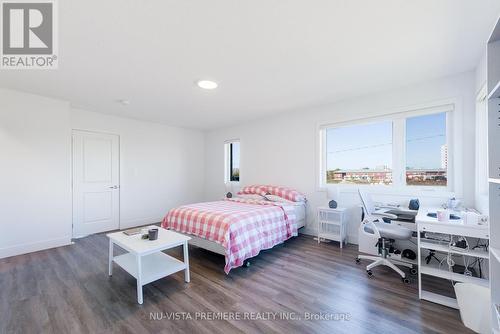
[264,194,296,203]
[236,194,267,200]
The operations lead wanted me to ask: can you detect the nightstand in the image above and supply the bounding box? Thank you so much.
[317,207,348,248]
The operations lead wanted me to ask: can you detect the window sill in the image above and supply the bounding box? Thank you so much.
[319,184,454,199]
[225,181,240,185]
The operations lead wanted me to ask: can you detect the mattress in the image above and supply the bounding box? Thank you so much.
[291,202,306,222]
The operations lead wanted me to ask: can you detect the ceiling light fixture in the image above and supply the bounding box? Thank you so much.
[117,99,130,106]
[197,80,218,90]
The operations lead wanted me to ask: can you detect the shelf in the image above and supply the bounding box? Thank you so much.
[113,252,186,285]
[420,290,458,309]
[420,260,489,288]
[318,207,347,212]
[490,178,500,184]
[318,220,342,226]
[489,80,500,99]
[420,241,489,259]
[492,247,500,262]
[419,222,489,239]
[318,232,342,242]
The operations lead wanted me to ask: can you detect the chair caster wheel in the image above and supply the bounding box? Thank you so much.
[244,261,250,268]
[367,270,373,277]
[355,258,361,264]
[402,277,410,284]
[410,268,418,276]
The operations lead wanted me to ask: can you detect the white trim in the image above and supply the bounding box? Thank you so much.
[0,237,72,259]
[477,83,488,102]
[119,216,163,230]
[316,129,326,190]
[223,138,240,144]
[475,83,489,213]
[329,185,454,198]
[445,110,454,192]
[318,101,454,130]
[224,139,240,184]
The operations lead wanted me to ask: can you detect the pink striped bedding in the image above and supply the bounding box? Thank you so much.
[238,185,306,202]
[161,198,297,273]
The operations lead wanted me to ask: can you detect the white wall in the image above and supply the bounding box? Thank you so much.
[475,50,490,214]
[476,50,487,93]
[0,89,72,258]
[70,108,205,229]
[0,88,205,258]
[204,71,477,243]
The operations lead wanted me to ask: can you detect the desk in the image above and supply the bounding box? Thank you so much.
[373,205,418,232]
[416,208,489,309]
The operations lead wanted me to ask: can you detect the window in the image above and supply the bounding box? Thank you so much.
[320,105,452,189]
[326,121,393,185]
[405,113,447,186]
[225,141,240,182]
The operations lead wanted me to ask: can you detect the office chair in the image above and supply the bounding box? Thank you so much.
[356,189,414,283]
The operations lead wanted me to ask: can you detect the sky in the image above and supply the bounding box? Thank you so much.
[405,112,446,169]
[326,112,446,171]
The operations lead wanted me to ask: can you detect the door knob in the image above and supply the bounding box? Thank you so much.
[109,185,119,189]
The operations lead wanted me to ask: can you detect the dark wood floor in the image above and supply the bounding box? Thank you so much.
[0,234,472,334]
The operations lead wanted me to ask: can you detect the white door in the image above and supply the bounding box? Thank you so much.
[72,130,120,237]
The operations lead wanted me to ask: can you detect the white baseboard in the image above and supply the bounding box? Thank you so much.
[299,227,317,236]
[0,237,72,259]
[119,217,162,230]
[298,227,359,245]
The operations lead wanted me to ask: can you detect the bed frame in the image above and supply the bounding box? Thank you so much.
[174,214,306,267]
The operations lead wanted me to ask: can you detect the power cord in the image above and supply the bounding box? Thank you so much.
[428,235,487,286]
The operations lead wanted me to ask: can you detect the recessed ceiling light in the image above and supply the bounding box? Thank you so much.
[197,80,218,90]
[117,99,130,106]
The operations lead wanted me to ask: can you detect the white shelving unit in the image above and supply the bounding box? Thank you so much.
[491,247,500,262]
[317,207,348,248]
[488,17,500,334]
[416,213,490,309]
[420,261,489,288]
[419,240,489,259]
[113,252,187,284]
[490,178,500,184]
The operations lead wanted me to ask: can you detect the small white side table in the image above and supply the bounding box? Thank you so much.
[317,207,348,248]
[107,226,191,304]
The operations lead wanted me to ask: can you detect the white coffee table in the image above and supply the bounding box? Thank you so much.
[107,226,191,304]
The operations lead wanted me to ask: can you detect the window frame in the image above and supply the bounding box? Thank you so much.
[475,84,489,212]
[224,140,240,184]
[318,104,454,192]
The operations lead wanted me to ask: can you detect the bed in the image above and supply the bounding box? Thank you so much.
[161,186,306,273]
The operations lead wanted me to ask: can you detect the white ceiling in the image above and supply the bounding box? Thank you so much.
[1,1,499,130]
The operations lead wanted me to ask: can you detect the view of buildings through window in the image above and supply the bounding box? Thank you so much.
[326,121,393,185]
[325,112,447,186]
[405,112,447,186]
[230,142,240,182]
